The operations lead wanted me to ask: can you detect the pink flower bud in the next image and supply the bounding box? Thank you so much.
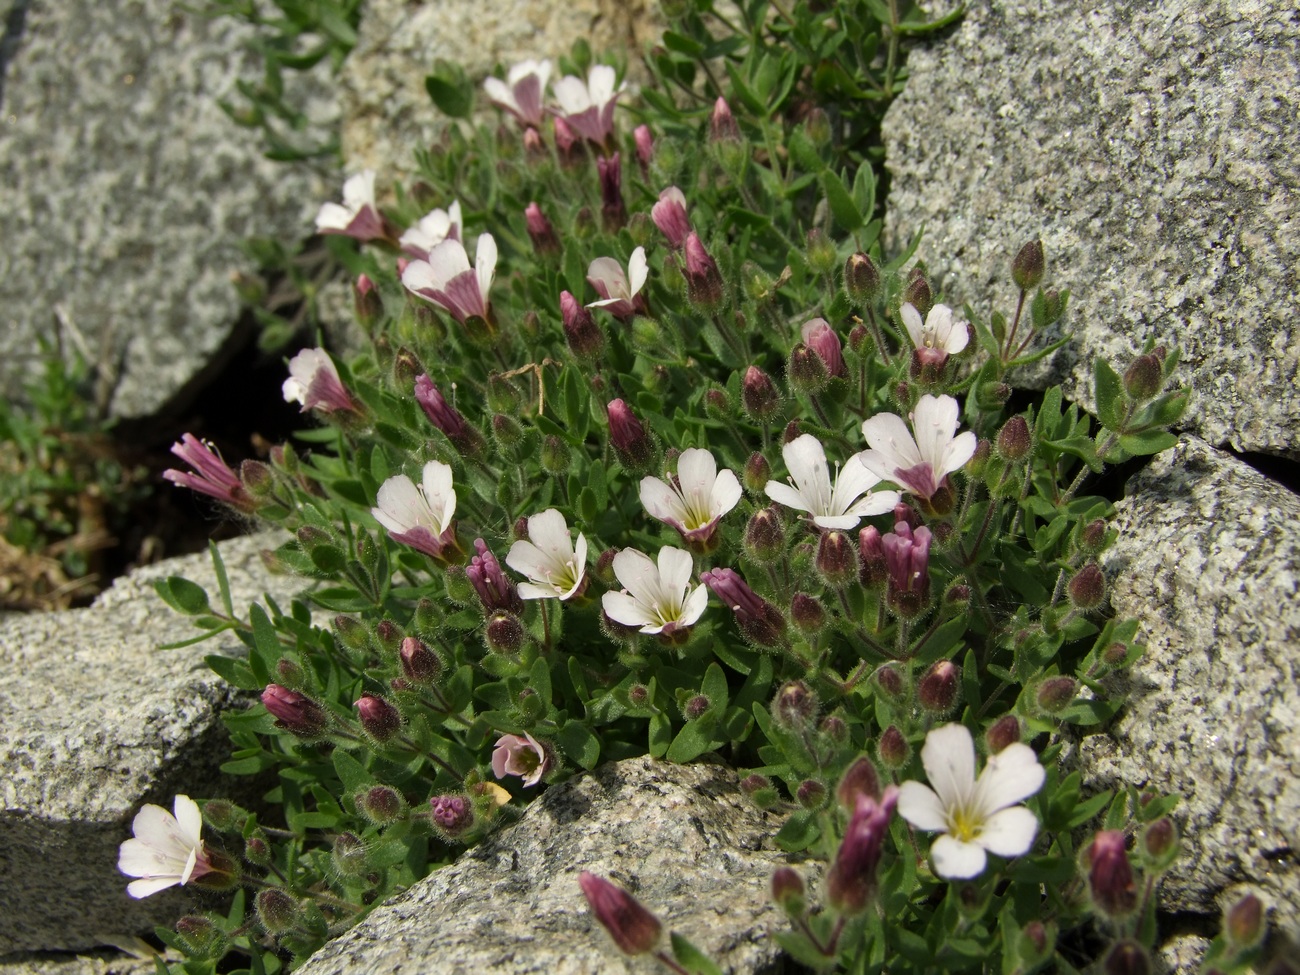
[354,694,402,742]
[683,232,724,309]
[801,318,846,378]
[467,538,524,614]
[651,186,691,249]
[597,153,626,231]
[1088,830,1138,917]
[579,872,662,956]
[399,636,441,685]
[702,567,786,646]
[710,96,739,142]
[741,365,781,420]
[560,290,605,361]
[634,124,654,172]
[827,787,898,913]
[429,795,474,838]
[607,399,655,472]
[524,202,561,256]
[261,684,328,737]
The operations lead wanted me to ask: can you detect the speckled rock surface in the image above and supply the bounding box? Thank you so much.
[881,0,1300,458]
[0,951,159,975]
[1158,933,1211,975]
[0,531,299,954]
[296,756,799,975]
[1083,438,1300,930]
[0,0,337,419]
[339,0,663,182]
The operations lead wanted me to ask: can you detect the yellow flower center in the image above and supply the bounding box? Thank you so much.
[948,805,982,843]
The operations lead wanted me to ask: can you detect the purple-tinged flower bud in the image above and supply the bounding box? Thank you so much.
[525,202,561,256]
[710,96,740,142]
[332,832,367,878]
[848,322,871,354]
[873,664,907,701]
[1087,830,1138,917]
[358,785,404,825]
[903,268,932,318]
[684,232,724,310]
[597,153,626,232]
[523,125,544,156]
[837,756,882,810]
[414,374,478,454]
[355,694,402,742]
[175,915,228,959]
[682,694,711,721]
[996,415,1033,461]
[1225,892,1266,949]
[255,888,300,935]
[858,526,887,587]
[743,451,772,493]
[374,619,402,654]
[1103,940,1150,975]
[702,568,786,646]
[1012,239,1045,291]
[628,684,650,707]
[580,872,663,956]
[845,252,881,304]
[773,680,818,729]
[607,399,657,473]
[634,124,654,173]
[740,773,771,797]
[771,867,806,918]
[796,779,827,809]
[262,684,328,737]
[817,530,857,589]
[820,714,848,743]
[827,786,899,913]
[485,611,526,654]
[917,660,960,714]
[883,523,932,618]
[704,387,731,419]
[467,538,524,614]
[788,343,829,394]
[977,380,1013,411]
[878,725,909,769]
[492,412,525,450]
[540,434,572,475]
[744,506,785,563]
[741,366,781,421]
[238,459,273,501]
[627,211,653,247]
[399,636,442,685]
[243,832,270,866]
[201,799,241,832]
[1035,676,1077,713]
[1022,919,1050,957]
[593,548,618,587]
[790,593,826,633]
[986,715,1022,754]
[1103,641,1129,667]
[560,290,605,361]
[429,795,474,838]
[804,228,838,276]
[782,420,802,444]
[1140,817,1179,870]
[1069,563,1106,610]
[1076,518,1109,555]
[553,116,579,160]
[651,186,691,250]
[1124,354,1163,402]
[353,273,383,332]
[801,318,847,378]
[275,658,305,689]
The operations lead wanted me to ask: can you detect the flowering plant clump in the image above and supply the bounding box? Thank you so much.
[136,0,1220,972]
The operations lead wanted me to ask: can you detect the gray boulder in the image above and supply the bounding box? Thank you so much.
[1085,437,1299,933]
[0,531,299,954]
[296,756,800,975]
[882,0,1299,458]
[0,0,337,419]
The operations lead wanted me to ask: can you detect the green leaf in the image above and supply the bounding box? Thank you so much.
[700,662,729,711]
[1093,359,1126,430]
[774,809,821,852]
[557,721,601,769]
[822,169,863,233]
[209,540,234,616]
[665,713,719,762]
[205,653,261,691]
[649,712,673,758]
[852,163,876,220]
[670,933,724,975]
[154,576,210,616]
[332,749,372,794]
[425,74,473,118]
[1118,429,1178,456]
[528,656,553,710]
[247,604,281,684]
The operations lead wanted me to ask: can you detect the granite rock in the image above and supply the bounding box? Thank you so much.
[881,0,1300,458]
[339,0,663,182]
[0,0,338,419]
[0,531,300,954]
[296,756,801,975]
[0,951,159,975]
[1083,438,1299,931]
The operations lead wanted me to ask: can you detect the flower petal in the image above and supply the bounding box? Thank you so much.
[783,435,833,514]
[676,448,717,498]
[527,509,574,564]
[912,395,961,471]
[861,413,922,475]
[640,476,686,523]
[709,468,743,517]
[476,233,498,306]
[764,479,811,514]
[942,431,979,479]
[920,723,977,811]
[425,238,472,286]
[896,781,949,833]
[901,303,925,347]
[972,742,1046,814]
[612,548,660,603]
[628,247,648,296]
[505,540,552,580]
[172,795,203,846]
[680,583,709,626]
[930,834,988,879]
[976,805,1039,858]
[656,546,695,597]
[127,876,182,899]
[602,590,652,628]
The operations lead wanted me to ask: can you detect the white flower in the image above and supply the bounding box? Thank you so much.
[506,508,588,600]
[399,200,463,259]
[282,347,356,413]
[552,64,624,144]
[765,434,900,530]
[602,546,708,635]
[402,234,497,324]
[639,448,741,546]
[117,795,213,899]
[586,247,648,318]
[902,302,969,355]
[859,394,978,501]
[897,723,1045,879]
[372,461,458,559]
[315,170,387,241]
[484,59,552,128]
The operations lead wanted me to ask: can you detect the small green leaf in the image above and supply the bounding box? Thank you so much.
[155,576,210,616]
[528,656,553,709]
[1093,359,1126,430]
[665,713,719,763]
[775,809,821,852]
[1118,429,1178,456]
[209,540,233,616]
[332,749,372,794]
[670,933,724,975]
[557,721,601,770]
[822,169,863,233]
[425,74,473,118]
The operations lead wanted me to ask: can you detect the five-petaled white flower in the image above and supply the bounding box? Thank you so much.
[399,200,463,260]
[586,247,648,319]
[639,448,741,548]
[902,302,968,357]
[372,461,458,559]
[859,394,978,501]
[765,434,900,530]
[897,723,1045,879]
[483,59,552,129]
[118,795,214,899]
[552,64,624,145]
[602,546,708,636]
[402,234,498,324]
[506,508,588,600]
[315,170,388,242]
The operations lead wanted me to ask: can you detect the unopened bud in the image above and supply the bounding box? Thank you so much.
[917,660,960,714]
[741,366,781,420]
[1078,518,1108,554]
[782,420,802,444]
[399,636,441,685]
[845,252,881,303]
[744,506,785,563]
[771,867,806,918]
[201,799,242,832]
[358,785,405,825]
[986,715,1022,753]
[174,916,228,960]
[996,415,1032,461]
[704,387,730,419]
[333,614,370,652]
[239,459,274,499]
[1022,920,1050,957]
[1103,641,1129,667]
[429,794,475,838]
[1103,940,1150,975]
[355,694,402,742]
[816,530,856,588]
[540,434,572,475]
[873,663,906,701]
[1225,892,1266,948]
[485,612,526,654]
[788,343,828,394]
[579,872,663,956]
[1140,817,1179,870]
[837,756,881,809]
[1088,830,1138,917]
[332,832,368,878]
[274,657,305,689]
[819,714,848,743]
[772,680,818,729]
[682,694,711,721]
[608,399,656,473]
[796,779,827,809]
[903,269,932,317]
[255,888,300,935]
[976,380,1013,411]
[743,452,771,493]
[1068,563,1106,609]
[354,274,383,333]
[243,831,270,866]
[1035,676,1077,713]
[1124,354,1163,402]
[878,725,909,769]
[684,233,724,310]
[1012,240,1045,291]
[524,202,561,256]
[261,684,328,737]
[790,592,826,633]
[710,96,739,142]
[804,228,837,276]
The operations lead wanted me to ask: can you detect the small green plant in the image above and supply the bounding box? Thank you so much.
[122,1,1268,973]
